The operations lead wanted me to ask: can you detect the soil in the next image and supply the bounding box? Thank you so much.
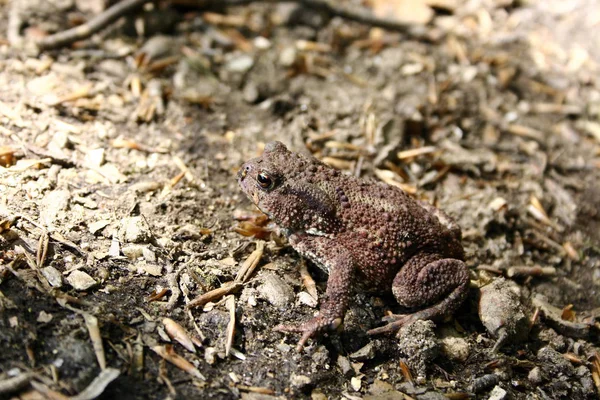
[1,0,599,399]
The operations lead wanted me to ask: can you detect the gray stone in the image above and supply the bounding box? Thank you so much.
[66,270,97,290]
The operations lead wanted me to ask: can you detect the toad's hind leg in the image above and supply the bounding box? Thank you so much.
[367,253,469,335]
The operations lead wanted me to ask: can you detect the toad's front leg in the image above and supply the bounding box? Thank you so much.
[275,234,354,352]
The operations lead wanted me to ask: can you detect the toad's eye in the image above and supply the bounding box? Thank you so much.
[257,172,275,190]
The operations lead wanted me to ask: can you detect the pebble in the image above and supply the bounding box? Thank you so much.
[337,355,353,376]
[41,266,62,288]
[396,320,439,377]
[85,148,105,168]
[488,385,508,400]
[40,189,70,227]
[120,216,152,244]
[122,244,145,260]
[142,247,156,263]
[440,334,470,362]
[297,291,318,307]
[478,278,529,351]
[278,47,297,67]
[349,342,376,361]
[66,270,97,290]
[256,271,294,307]
[528,366,543,385]
[225,54,254,73]
[290,373,311,388]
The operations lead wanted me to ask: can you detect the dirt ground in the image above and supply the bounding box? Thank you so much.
[1,0,600,399]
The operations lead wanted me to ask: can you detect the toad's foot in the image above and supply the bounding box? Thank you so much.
[274,317,342,352]
[366,313,419,336]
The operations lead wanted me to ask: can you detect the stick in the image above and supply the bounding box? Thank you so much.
[36,0,415,51]
[36,0,151,50]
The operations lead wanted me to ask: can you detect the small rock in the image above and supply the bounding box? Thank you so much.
[367,379,395,395]
[120,216,152,244]
[142,247,156,263]
[350,376,362,391]
[416,392,449,400]
[537,346,575,377]
[122,244,145,259]
[349,342,376,361]
[440,334,470,362]
[528,366,543,385]
[41,266,62,288]
[37,311,53,323]
[337,355,353,377]
[142,263,162,277]
[276,343,291,353]
[297,291,318,307]
[225,55,254,73]
[471,374,499,393]
[478,278,529,351]
[85,148,105,168]
[488,385,508,400]
[40,189,70,227]
[253,36,271,50]
[204,347,217,364]
[290,373,311,388]
[96,59,129,80]
[396,320,439,377]
[279,47,297,67]
[66,270,97,290]
[256,271,294,307]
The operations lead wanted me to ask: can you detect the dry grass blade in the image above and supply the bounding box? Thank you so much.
[506,124,545,142]
[70,368,120,400]
[562,241,580,261]
[36,231,49,269]
[83,313,107,370]
[49,83,94,106]
[168,171,186,189]
[397,146,438,160]
[374,169,417,194]
[506,265,556,278]
[235,241,265,283]
[225,295,236,357]
[151,345,205,380]
[163,318,196,353]
[321,157,354,170]
[237,385,275,395]
[186,281,243,309]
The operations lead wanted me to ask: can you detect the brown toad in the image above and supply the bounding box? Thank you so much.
[238,141,469,351]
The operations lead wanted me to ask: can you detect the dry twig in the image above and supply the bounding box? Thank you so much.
[36,0,418,51]
[37,0,150,50]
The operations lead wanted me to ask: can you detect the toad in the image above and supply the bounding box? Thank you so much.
[238,141,469,351]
